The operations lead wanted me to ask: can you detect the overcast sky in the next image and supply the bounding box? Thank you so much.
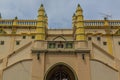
[0,0,120,28]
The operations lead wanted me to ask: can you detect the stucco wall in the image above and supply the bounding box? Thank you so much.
[3,60,32,80]
[90,60,119,80]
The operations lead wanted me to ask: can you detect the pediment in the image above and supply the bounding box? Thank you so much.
[53,35,66,41]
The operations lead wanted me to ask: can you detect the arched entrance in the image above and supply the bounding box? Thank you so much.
[45,64,76,80]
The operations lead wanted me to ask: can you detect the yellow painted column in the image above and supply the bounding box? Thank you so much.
[12,16,18,34]
[104,19,113,55]
[9,17,18,53]
[75,4,85,41]
[107,35,113,55]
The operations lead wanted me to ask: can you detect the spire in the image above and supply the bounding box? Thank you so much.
[38,4,45,20]
[72,13,76,28]
[45,13,48,18]
[41,4,43,7]
[14,16,18,20]
[0,13,2,19]
[76,4,83,11]
[75,4,83,16]
[72,13,76,17]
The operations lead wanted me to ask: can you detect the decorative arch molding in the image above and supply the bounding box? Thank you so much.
[91,59,118,72]
[2,59,32,80]
[44,62,78,80]
[3,59,32,70]
[52,35,66,41]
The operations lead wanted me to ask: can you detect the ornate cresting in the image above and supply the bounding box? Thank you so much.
[36,4,47,40]
[73,4,85,41]
[104,19,113,55]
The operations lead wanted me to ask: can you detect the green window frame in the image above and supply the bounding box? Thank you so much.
[48,43,56,49]
[66,42,73,48]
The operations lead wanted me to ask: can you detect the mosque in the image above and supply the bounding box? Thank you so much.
[0,3,120,80]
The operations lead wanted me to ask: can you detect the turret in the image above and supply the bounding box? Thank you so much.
[36,4,48,40]
[73,4,85,41]
[72,13,76,28]
[45,13,48,29]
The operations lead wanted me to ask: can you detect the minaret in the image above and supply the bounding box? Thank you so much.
[74,4,85,41]
[36,4,47,40]
[72,13,76,37]
[104,18,113,55]
[72,13,76,28]
[45,14,48,29]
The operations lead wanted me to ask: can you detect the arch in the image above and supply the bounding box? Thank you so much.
[44,62,78,80]
[3,59,32,70]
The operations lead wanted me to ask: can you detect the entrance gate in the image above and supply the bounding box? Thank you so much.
[46,65,76,80]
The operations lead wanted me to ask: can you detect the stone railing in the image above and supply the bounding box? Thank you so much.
[109,20,120,26]
[0,20,13,26]
[84,20,104,26]
[0,19,37,26]
[17,20,37,26]
[84,20,120,27]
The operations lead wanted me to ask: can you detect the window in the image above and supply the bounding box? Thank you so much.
[48,43,56,48]
[66,43,73,48]
[58,43,64,48]
[31,36,35,39]
[23,36,26,39]
[97,37,101,41]
[118,42,120,45]
[1,41,4,45]
[103,42,107,45]
[88,37,92,40]
[16,41,20,45]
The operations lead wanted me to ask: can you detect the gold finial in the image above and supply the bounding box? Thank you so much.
[14,16,18,20]
[41,4,44,7]
[38,4,45,11]
[76,4,83,11]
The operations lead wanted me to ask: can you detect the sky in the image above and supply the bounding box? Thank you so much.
[0,0,120,28]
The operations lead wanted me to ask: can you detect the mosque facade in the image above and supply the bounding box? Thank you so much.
[0,3,120,80]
